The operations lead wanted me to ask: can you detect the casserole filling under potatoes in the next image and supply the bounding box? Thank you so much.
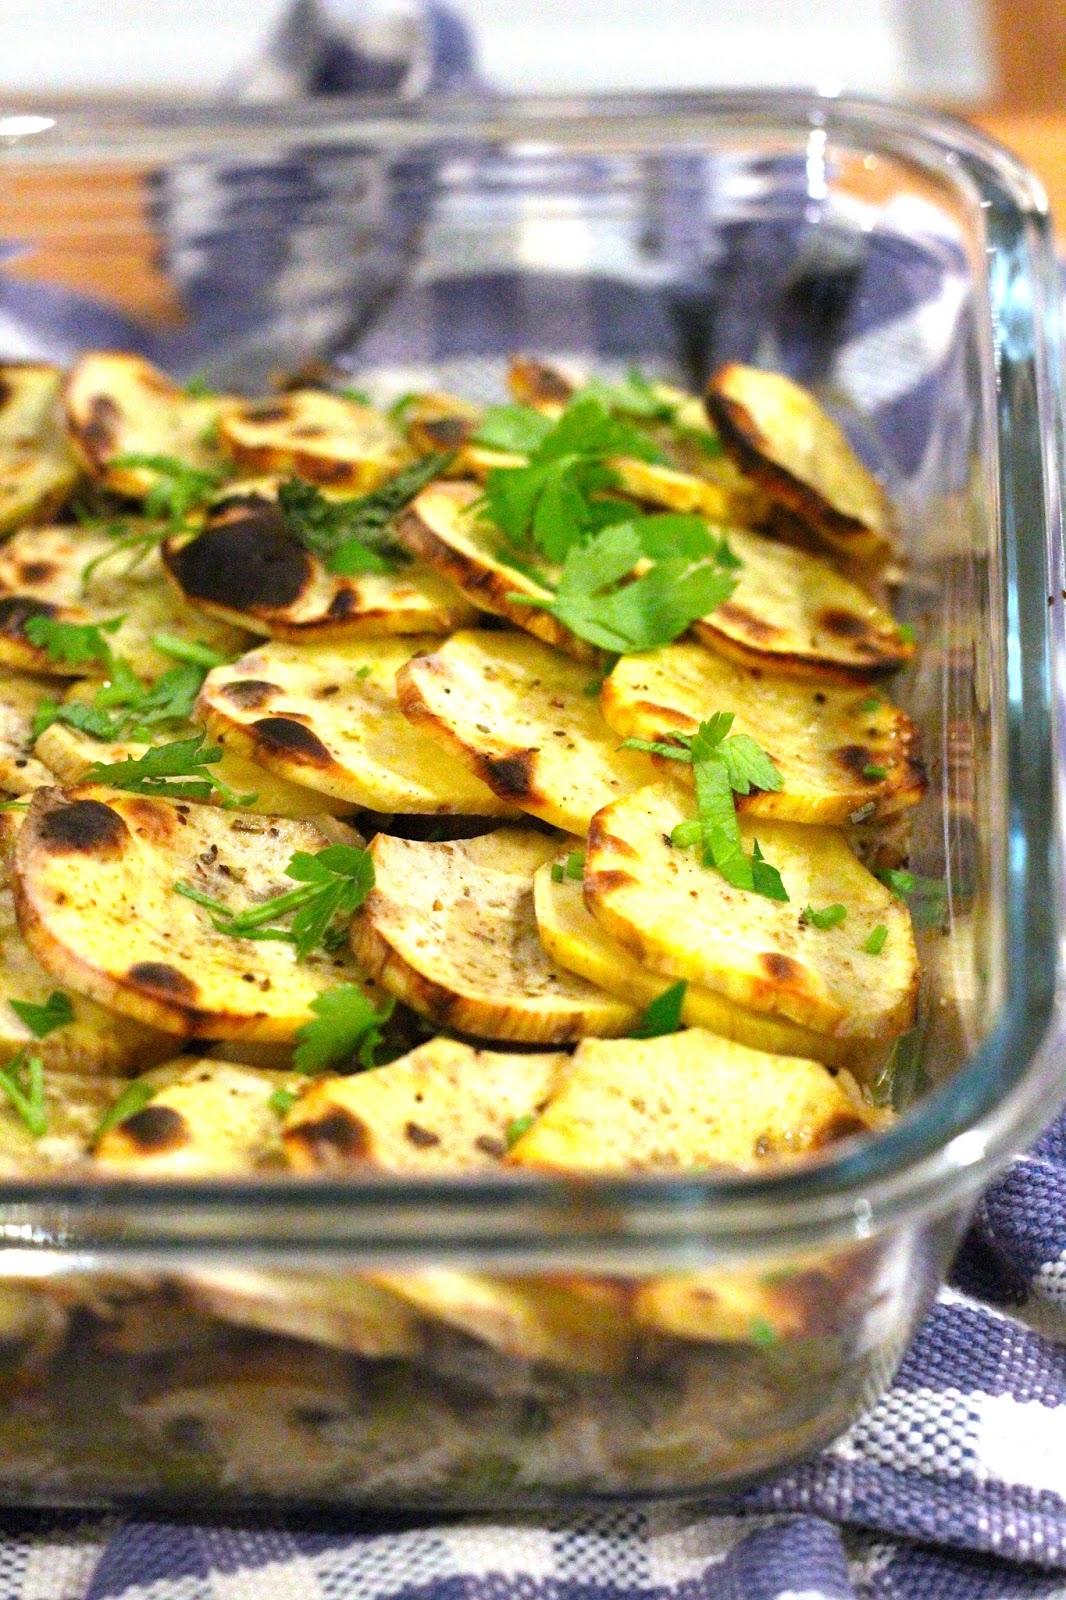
[0,350,929,1488]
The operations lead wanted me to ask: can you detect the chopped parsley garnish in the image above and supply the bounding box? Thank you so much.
[0,1050,46,1138]
[898,622,916,644]
[550,849,585,885]
[269,1087,298,1117]
[25,614,123,668]
[628,714,786,900]
[277,454,449,575]
[339,386,372,405]
[583,367,677,422]
[93,1078,156,1142]
[879,868,916,897]
[863,924,889,955]
[877,869,948,930]
[32,632,228,747]
[175,843,374,960]
[512,513,741,653]
[749,1317,777,1348]
[183,375,216,397]
[860,696,882,714]
[630,980,687,1038]
[474,405,554,455]
[292,985,395,1073]
[801,903,847,930]
[862,764,888,780]
[505,1112,536,1150]
[151,632,229,671]
[10,991,73,1039]
[83,733,255,807]
[110,453,226,529]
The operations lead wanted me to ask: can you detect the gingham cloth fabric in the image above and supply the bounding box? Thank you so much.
[3,12,1066,1600]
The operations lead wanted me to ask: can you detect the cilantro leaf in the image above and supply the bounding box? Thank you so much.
[10,991,73,1039]
[269,1087,298,1117]
[694,752,753,890]
[83,733,255,807]
[801,903,848,930]
[630,980,687,1038]
[25,615,123,668]
[751,839,789,902]
[0,1050,46,1137]
[93,1078,156,1142]
[505,1112,536,1150]
[278,453,449,574]
[584,367,677,422]
[863,924,888,955]
[31,698,125,743]
[175,843,374,959]
[110,453,225,528]
[474,405,554,454]
[292,985,396,1074]
[718,734,784,796]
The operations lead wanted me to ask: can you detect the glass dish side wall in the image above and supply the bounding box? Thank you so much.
[0,97,1057,1511]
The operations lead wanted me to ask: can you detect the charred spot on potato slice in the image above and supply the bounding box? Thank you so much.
[252,717,333,767]
[0,597,57,640]
[127,962,199,1002]
[117,1103,190,1154]
[38,798,129,857]
[285,1106,371,1165]
[222,680,280,711]
[166,512,312,614]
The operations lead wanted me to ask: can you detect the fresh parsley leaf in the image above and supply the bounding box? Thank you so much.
[151,632,229,670]
[83,733,255,807]
[25,614,123,668]
[505,1112,536,1149]
[877,871,947,930]
[31,698,125,744]
[474,405,554,454]
[564,850,585,880]
[673,423,725,458]
[719,734,784,795]
[278,454,449,575]
[93,1078,155,1142]
[749,1317,777,1349]
[269,1087,298,1117]
[898,622,916,644]
[862,764,888,780]
[292,985,396,1074]
[10,991,73,1039]
[176,844,374,960]
[863,924,888,955]
[0,1050,46,1137]
[860,696,882,714]
[630,980,687,1038]
[879,868,916,897]
[670,820,702,848]
[110,453,225,529]
[584,367,676,422]
[750,839,789,902]
[694,751,753,891]
[550,862,564,883]
[801,903,848,930]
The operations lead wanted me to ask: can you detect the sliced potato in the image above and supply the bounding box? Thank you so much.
[0,886,173,1074]
[0,526,247,678]
[198,635,513,815]
[532,854,882,1073]
[63,352,233,495]
[14,788,368,1039]
[397,481,598,662]
[0,364,80,535]
[93,1057,304,1175]
[353,828,640,1042]
[584,783,917,1041]
[283,1037,568,1173]
[396,630,655,833]
[0,1068,127,1175]
[706,363,895,565]
[0,673,60,793]
[219,390,409,492]
[162,490,475,642]
[402,390,483,458]
[507,1029,885,1173]
[34,715,356,819]
[368,1270,633,1375]
[633,1269,811,1345]
[695,525,913,682]
[602,640,925,825]
[185,1269,421,1359]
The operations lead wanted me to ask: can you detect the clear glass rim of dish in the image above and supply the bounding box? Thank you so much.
[0,89,1062,1264]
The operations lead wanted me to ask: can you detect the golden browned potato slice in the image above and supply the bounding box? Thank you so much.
[198,636,513,815]
[14,788,368,1039]
[695,525,913,682]
[532,853,881,1073]
[401,390,483,458]
[0,364,80,535]
[353,827,640,1042]
[283,1037,568,1173]
[162,490,475,642]
[602,640,925,825]
[0,526,247,679]
[93,1057,305,1175]
[396,481,598,663]
[34,714,356,819]
[63,352,234,495]
[0,674,60,793]
[219,389,410,492]
[585,784,917,1041]
[396,630,656,833]
[633,1268,812,1345]
[507,1029,885,1173]
[0,1069,127,1174]
[184,1269,422,1359]
[706,363,896,565]
[0,885,173,1074]
[368,1270,633,1375]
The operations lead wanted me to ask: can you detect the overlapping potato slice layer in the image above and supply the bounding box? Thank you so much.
[695,526,912,681]
[584,783,917,1041]
[219,389,410,492]
[283,1037,569,1173]
[532,855,875,1072]
[397,629,656,833]
[507,1029,884,1173]
[184,1269,422,1359]
[198,635,512,815]
[14,789,367,1039]
[63,352,234,495]
[163,490,475,642]
[353,827,640,1042]
[706,363,896,565]
[0,673,61,793]
[0,526,247,678]
[602,640,924,825]
[0,364,80,535]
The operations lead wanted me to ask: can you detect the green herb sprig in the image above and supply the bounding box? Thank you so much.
[0,988,73,1139]
[630,980,687,1038]
[82,733,255,807]
[293,985,395,1074]
[174,844,374,960]
[278,452,450,575]
[801,904,847,931]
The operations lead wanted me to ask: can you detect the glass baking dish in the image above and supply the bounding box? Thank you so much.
[0,89,1061,1510]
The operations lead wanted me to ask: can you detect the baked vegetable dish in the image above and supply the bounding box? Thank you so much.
[0,349,931,1500]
